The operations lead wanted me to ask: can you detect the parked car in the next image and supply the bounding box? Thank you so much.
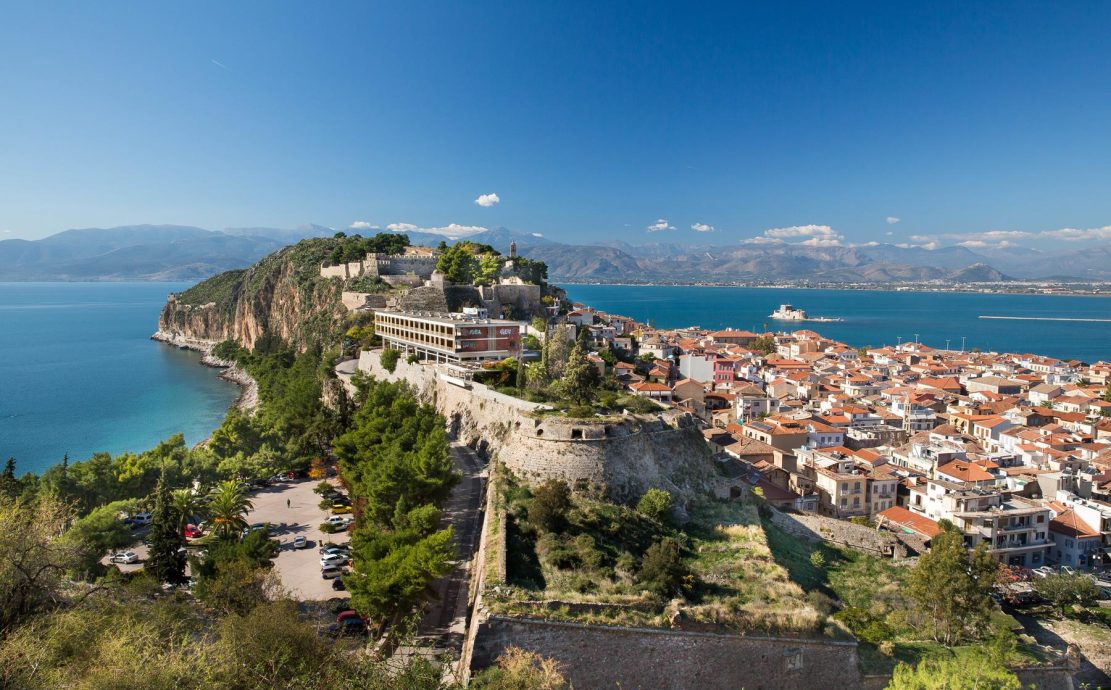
[1059,565,1077,576]
[332,578,347,591]
[321,554,349,568]
[325,516,352,528]
[242,522,270,536]
[331,504,353,515]
[292,536,308,549]
[128,512,152,527]
[321,546,349,557]
[321,566,346,580]
[184,524,202,539]
[324,618,367,637]
[1032,566,1055,579]
[337,610,362,623]
[109,551,139,564]
[319,541,350,554]
[331,603,355,615]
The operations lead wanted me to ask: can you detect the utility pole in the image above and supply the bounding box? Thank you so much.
[945,339,951,352]
[961,336,967,353]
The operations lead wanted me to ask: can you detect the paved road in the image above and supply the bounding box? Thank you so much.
[418,442,487,651]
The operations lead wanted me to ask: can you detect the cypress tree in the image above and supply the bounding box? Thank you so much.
[146,470,187,585]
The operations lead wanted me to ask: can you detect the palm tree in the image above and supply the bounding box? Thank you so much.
[208,480,253,541]
[171,488,205,534]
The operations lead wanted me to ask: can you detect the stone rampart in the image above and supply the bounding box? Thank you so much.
[471,616,864,690]
[355,350,716,502]
[768,508,908,559]
[340,291,388,311]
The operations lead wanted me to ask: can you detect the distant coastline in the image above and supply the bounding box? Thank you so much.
[555,280,1111,298]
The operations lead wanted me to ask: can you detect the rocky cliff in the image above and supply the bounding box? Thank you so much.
[156,238,350,351]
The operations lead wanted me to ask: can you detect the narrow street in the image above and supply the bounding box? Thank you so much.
[416,441,487,653]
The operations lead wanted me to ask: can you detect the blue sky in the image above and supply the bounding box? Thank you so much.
[1,1,1110,249]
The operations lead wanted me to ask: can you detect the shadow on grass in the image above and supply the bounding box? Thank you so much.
[505,514,545,590]
[760,515,841,597]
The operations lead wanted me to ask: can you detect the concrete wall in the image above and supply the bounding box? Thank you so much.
[356,350,716,502]
[471,616,864,690]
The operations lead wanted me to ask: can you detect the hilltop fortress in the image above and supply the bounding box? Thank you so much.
[319,245,438,287]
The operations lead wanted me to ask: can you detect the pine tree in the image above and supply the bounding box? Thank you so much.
[146,470,187,585]
[0,457,16,498]
[906,520,998,646]
[555,344,599,406]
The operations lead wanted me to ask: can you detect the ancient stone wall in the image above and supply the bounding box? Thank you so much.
[471,616,864,690]
[355,350,716,502]
[767,508,908,559]
[340,291,388,311]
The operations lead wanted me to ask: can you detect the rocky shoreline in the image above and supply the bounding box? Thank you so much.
[150,330,259,413]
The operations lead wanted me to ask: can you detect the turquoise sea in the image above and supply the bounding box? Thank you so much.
[0,283,239,477]
[560,285,1111,363]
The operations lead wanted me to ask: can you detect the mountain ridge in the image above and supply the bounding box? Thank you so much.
[1,224,1104,282]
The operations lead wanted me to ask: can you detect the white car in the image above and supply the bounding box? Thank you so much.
[110,551,139,564]
[325,516,352,527]
[321,553,349,568]
[1059,566,1077,576]
[128,513,152,526]
[292,536,308,549]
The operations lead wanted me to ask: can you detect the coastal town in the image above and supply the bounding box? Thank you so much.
[370,288,1111,574]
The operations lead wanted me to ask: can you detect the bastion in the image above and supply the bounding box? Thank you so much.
[353,350,717,502]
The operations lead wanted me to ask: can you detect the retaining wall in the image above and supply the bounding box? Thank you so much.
[471,616,864,690]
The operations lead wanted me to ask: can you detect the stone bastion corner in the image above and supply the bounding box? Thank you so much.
[352,350,716,503]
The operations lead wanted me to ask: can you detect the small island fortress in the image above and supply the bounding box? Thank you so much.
[770,304,843,322]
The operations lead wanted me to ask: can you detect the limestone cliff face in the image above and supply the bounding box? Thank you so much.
[156,240,348,351]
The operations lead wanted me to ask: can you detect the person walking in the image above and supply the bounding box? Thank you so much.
[287,498,291,509]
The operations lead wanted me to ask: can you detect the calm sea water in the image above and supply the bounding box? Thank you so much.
[560,285,1111,363]
[0,283,239,477]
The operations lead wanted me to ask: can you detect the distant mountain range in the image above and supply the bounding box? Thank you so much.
[2,224,1108,283]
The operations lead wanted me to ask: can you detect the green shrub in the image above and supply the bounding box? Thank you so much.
[320,522,339,534]
[406,354,420,364]
[636,488,673,523]
[566,405,595,418]
[809,550,826,569]
[528,480,572,533]
[380,348,400,373]
[637,537,691,596]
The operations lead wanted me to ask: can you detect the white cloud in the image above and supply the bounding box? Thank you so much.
[690,222,714,233]
[348,221,378,230]
[646,218,676,232]
[531,232,544,237]
[885,216,900,225]
[474,193,500,207]
[741,236,784,245]
[860,241,881,247]
[1040,226,1111,242]
[386,222,488,238]
[210,58,229,70]
[885,231,893,236]
[761,224,844,246]
[896,241,938,251]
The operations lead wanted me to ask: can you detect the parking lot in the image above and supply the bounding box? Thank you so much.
[246,477,351,601]
[104,477,351,602]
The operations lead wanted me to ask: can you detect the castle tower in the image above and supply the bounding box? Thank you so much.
[509,241,517,259]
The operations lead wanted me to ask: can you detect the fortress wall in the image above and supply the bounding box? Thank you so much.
[471,616,865,690]
[355,350,716,502]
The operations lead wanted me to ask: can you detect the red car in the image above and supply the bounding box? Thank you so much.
[337,610,363,624]
[183,524,202,539]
